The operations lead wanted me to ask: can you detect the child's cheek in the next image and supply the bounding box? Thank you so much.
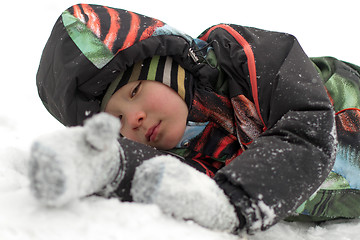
[147,96,163,111]
[120,128,138,143]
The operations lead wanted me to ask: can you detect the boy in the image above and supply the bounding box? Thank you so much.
[31,3,360,234]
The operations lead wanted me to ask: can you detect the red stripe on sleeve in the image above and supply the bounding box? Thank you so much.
[200,24,267,130]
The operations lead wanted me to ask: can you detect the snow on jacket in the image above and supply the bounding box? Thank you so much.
[37,4,360,233]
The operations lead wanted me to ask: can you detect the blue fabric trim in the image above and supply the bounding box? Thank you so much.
[176,121,208,148]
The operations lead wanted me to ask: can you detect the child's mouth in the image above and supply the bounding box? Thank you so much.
[146,121,161,142]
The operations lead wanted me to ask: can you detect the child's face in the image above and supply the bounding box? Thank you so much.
[105,80,188,150]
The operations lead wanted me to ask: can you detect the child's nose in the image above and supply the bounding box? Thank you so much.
[128,111,146,129]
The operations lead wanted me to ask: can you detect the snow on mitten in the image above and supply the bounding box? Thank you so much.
[29,113,123,207]
[131,156,240,233]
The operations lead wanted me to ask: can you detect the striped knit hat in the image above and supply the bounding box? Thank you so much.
[101,56,193,110]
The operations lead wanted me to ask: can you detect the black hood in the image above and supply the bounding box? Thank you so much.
[36,4,218,126]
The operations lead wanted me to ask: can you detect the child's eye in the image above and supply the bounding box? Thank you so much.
[131,82,142,98]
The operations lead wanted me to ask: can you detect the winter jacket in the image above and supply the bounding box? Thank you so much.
[287,57,360,222]
[36,3,360,233]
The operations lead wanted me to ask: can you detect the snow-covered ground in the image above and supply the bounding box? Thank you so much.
[0,0,359,239]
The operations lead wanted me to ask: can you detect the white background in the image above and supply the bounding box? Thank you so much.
[0,1,359,239]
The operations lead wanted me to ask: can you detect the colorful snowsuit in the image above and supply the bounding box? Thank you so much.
[290,58,360,221]
[36,4,360,233]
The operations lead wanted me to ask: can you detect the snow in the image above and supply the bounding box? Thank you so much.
[0,0,359,239]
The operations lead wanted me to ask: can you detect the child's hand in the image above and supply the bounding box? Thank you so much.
[131,156,239,233]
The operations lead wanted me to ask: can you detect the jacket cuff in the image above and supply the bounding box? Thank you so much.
[215,176,277,234]
[215,178,247,231]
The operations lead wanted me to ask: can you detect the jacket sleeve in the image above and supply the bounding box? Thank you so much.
[112,137,213,201]
[202,25,337,232]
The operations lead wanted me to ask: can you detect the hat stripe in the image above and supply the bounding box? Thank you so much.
[163,57,173,87]
[177,65,186,99]
[170,60,178,92]
[139,58,151,80]
[129,61,143,82]
[155,56,166,82]
[100,71,124,111]
[147,55,160,80]
[120,64,133,83]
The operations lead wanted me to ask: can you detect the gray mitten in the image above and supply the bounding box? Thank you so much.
[29,113,123,207]
[131,156,239,233]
